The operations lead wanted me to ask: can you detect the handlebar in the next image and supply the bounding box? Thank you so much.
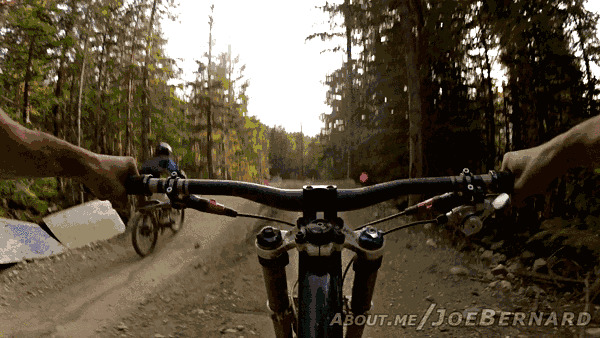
[126,169,513,212]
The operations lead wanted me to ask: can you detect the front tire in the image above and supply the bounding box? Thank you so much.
[170,208,185,233]
[297,252,343,337]
[131,211,159,257]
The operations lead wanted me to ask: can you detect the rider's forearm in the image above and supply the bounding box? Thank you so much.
[558,115,600,169]
[0,109,100,180]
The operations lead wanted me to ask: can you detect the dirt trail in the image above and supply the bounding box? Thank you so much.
[0,181,596,337]
[0,196,266,337]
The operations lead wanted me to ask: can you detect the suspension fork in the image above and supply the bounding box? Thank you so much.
[256,227,294,338]
[346,227,385,338]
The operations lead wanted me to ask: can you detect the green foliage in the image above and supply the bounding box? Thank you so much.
[0,178,58,218]
[0,0,275,223]
[268,126,324,180]
[528,217,600,266]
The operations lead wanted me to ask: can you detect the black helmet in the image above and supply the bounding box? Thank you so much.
[155,142,173,157]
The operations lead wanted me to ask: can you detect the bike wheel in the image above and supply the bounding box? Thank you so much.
[131,211,159,257]
[170,208,185,233]
[298,252,343,337]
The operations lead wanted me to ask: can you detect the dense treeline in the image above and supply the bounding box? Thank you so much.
[0,0,268,215]
[316,0,598,179]
[268,126,325,180]
[314,0,600,272]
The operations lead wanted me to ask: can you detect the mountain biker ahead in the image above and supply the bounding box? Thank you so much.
[138,142,186,227]
[140,142,185,179]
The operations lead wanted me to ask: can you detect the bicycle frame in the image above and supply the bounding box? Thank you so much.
[126,169,513,338]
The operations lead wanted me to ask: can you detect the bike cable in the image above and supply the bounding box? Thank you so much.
[383,219,438,236]
[236,213,296,227]
[354,210,407,231]
[341,255,356,289]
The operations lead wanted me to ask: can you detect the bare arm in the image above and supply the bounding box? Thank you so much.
[501,115,600,204]
[0,108,138,208]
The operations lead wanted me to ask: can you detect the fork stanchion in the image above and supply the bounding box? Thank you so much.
[347,227,385,338]
[256,227,294,338]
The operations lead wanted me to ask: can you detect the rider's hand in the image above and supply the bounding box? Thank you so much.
[500,144,561,205]
[79,154,139,210]
[501,115,600,206]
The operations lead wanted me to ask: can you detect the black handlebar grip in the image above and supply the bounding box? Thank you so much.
[125,175,151,195]
[493,170,515,193]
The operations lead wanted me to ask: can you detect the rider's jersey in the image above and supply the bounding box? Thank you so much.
[140,156,184,178]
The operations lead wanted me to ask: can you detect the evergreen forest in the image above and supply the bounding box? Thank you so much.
[1,0,600,283]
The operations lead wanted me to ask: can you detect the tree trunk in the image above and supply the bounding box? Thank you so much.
[53,48,67,193]
[481,27,496,169]
[343,0,353,179]
[94,33,108,153]
[53,8,74,139]
[206,6,214,178]
[125,3,141,157]
[77,36,88,204]
[22,35,36,125]
[503,82,510,153]
[400,0,424,206]
[510,81,523,150]
[576,16,594,116]
[141,0,158,161]
[226,45,233,180]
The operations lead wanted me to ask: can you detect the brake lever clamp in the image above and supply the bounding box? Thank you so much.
[164,171,184,203]
[459,168,485,203]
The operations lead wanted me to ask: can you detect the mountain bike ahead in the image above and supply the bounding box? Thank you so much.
[130,173,186,257]
[126,168,513,337]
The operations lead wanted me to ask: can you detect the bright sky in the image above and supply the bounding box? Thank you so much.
[161,0,343,137]
[162,1,600,137]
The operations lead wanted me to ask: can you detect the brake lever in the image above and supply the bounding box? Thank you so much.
[480,193,511,222]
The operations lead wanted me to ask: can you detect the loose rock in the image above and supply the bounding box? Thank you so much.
[521,251,535,262]
[480,250,494,262]
[498,280,512,291]
[491,264,508,276]
[220,328,238,334]
[449,266,469,276]
[525,285,546,297]
[191,308,205,315]
[492,253,507,265]
[533,258,547,272]
[490,240,504,251]
[489,280,511,291]
[586,328,600,337]
[507,261,523,273]
[426,239,437,248]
